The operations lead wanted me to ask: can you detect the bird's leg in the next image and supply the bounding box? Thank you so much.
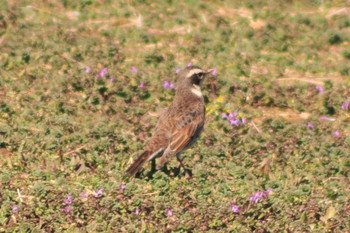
[176,154,192,178]
[151,159,156,173]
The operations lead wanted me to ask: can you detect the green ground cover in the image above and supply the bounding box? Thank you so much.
[1,0,350,232]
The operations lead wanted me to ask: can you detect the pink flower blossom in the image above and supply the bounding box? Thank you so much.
[231,204,240,214]
[131,66,138,73]
[307,122,314,129]
[64,194,74,205]
[334,130,341,137]
[85,66,92,73]
[96,189,104,197]
[167,209,173,217]
[315,85,325,94]
[139,82,146,89]
[249,188,273,203]
[12,205,19,214]
[211,68,218,76]
[96,67,109,78]
[120,183,126,192]
[342,101,350,110]
[319,116,335,121]
[164,81,175,89]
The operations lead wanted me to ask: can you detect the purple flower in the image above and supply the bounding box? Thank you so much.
[187,62,192,67]
[334,130,341,137]
[250,191,267,203]
[12,205,19,214]
[164,81,175,89]
[85,66,92,73]
[249,189,273,204]
[307,122,314,129]
[230,111,238,118]
[110,76,116,82]
[266,188,273,195]
[211,68,218,76]
[319,116,335,121]
[175,68,181,74]
[64,194,74,205]
[62,206,72,214]
[81,192,87,198]
[315,85,325,94]
[230,119,241,126]
[139,82,146,89]
[167,209,173,217]
[223,111,246,126]
[96,67,109,78]
[96,189,104,197]
[131,66,138,73]
[231,204,240,214]
[135,208,140,215]
[342,101,350,110]
[120,183,126,192]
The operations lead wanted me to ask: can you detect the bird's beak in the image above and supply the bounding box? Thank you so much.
[205,69,214,74]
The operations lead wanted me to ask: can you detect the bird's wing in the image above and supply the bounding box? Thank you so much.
[169,106,205,153]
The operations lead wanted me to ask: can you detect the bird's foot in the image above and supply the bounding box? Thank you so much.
[184,168,193,179]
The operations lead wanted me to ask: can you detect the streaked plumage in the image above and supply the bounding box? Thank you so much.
[126,66,211,177]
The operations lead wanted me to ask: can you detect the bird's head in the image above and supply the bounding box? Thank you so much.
[176,66,213,96]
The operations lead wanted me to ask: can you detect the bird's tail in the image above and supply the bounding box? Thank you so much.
[126,151,152,177]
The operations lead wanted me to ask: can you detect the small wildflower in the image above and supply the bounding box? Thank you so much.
[342,101,350,110]
[249,188,272,204]
[164,81,175,89]
[334,130,341,137]
[167,209,173,217]
[96,189,104,197]
[319,116,335,121]
[250,191,267,203]
[110,76,116,82]
[62,206,72,214]
[231,204,240,214]
[175,67,181,74]
[120,183,126,192]
[64,194,74,205]
[223,111,246,126]
[135,208,140,215]
[12,205,19,214]
[131,66,138,73]
[230,118,240,126]
[187,62,192,67]
[307,122,314,129]
[139,82,146,89]
[266,188,273,195]
[315,85,325,94]
[85,66,92,73]
[211,68,218,76]
[81,192,87,198]
[97,67,109,78]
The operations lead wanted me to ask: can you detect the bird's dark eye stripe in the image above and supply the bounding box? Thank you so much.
[194,73,204,78]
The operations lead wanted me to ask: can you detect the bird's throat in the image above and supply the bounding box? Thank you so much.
[191,84,202,97]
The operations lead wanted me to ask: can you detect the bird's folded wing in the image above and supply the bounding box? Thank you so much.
[169,113,204,153]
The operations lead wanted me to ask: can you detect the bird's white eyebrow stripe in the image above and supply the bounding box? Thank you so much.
[186,69,204,78]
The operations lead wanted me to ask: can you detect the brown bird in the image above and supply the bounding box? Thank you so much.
[126,66,212,177]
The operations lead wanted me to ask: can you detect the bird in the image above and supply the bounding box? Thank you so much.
[126,65,212,177]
